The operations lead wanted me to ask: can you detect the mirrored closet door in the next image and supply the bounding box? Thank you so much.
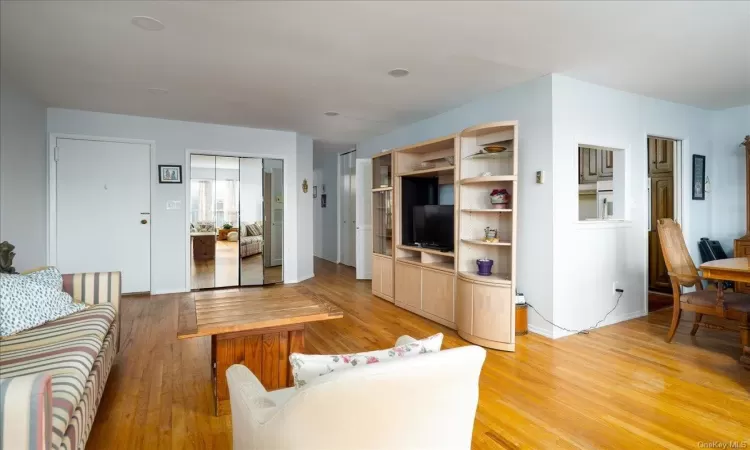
[190,154,283,290]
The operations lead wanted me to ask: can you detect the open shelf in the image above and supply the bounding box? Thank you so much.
[397,244,454,258]
[461,175,516,184]
[461,208,512,213]
[397,257,455,274]
[463,151,514,160]
[398,166,454,178]
[461,239,511,247]
[458,271,511,286]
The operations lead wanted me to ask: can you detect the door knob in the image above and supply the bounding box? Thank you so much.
[141,219,148,224]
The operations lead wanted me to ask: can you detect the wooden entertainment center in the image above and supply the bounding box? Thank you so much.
[371,122,519,351]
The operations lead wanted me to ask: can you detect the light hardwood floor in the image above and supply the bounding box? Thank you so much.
[89,258,750,449]
[191,240,282,289]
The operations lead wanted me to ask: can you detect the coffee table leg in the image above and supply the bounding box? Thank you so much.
[214,325,305,416]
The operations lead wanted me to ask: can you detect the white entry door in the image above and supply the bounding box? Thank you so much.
[54,138,151,293]
[355,158,372,279]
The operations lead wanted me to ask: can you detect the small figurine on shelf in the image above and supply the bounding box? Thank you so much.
[484,227,499,243]
[489,188,511,209]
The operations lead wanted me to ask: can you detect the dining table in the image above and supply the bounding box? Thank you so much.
[699,257,750,368]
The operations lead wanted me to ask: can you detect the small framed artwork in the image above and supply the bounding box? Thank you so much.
[313,186,317,198]
[158,165,182,184]
[321,194,327,208]
[691,154,705,200]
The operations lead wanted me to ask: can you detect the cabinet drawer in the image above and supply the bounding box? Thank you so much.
[421,269,454,323]
[395,262,421,309]
[371,255,382,295]
[381,258,393,298]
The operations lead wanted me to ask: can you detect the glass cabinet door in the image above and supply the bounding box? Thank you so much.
[373,191,393,256]
[372,153,392,188]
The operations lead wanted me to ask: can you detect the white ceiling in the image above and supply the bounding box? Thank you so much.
[1,1,748,148]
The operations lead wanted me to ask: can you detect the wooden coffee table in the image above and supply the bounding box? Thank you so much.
[177,286,343,415]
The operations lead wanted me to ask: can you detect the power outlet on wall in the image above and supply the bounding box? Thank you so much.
[613,281,623,294]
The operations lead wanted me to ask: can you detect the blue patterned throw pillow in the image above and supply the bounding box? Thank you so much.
[23,267,63,291]
[0,274,85,337]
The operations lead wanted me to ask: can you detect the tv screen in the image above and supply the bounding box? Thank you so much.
[413,205,454,250]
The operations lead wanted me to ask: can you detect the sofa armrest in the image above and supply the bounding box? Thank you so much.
[226,365,280,423]
[395,335,418,347]
[0,374,52,450]
[61,272,121,313]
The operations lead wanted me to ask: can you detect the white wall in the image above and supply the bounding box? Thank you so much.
[47,108,309,293]
[710,105,750,252]
[550,74,716,338]
[313,149,339,263]
[357,76,555,336]
[0,74,47,272]
[296,134,314,280]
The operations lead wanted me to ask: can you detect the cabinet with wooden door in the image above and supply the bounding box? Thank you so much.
[371,151,395,302]
[579,147,613,184]
[647,137,675,293]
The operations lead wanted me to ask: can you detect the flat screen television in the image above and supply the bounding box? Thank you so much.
[412,205,454,251]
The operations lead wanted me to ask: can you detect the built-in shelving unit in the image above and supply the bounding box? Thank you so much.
[371,151,394,303]
[456,121,518,351]
[372,121,520,351]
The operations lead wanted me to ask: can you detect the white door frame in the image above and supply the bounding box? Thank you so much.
[643,134,685,313]
[47,133,156,290]
[184,148,289,292]
[336,148,356,265]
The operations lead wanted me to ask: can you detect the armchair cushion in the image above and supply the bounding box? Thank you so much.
[289,333,443,388]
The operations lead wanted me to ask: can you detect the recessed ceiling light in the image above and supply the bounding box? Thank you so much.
[147,87,168,95]
[131,16,165,31]
[388,68,410,78]
[324,111,340,117]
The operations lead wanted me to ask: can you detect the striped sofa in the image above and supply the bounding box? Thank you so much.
[0,272,121,450]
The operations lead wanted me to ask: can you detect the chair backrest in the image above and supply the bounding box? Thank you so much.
[656,218,698,281]
[233,345,486,450]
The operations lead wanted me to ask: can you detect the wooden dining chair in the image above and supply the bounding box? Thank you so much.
[656,218,750,345]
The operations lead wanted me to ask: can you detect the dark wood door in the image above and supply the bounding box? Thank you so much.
[648,136,675,293]
[649,138,674,174]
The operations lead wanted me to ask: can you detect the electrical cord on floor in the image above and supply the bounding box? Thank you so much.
[526,291,624,335]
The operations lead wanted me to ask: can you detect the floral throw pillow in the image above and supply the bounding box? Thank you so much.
[0,274,85,337]
[23,267,63,291]
[289,333,443,389]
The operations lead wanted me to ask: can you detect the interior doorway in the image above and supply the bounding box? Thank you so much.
[339,150,356,267]
[188,154,283,290]
[647,136,680,311]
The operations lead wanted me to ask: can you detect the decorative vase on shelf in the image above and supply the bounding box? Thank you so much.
[483,227,499,243]
[489,188,511,209]
[476,258,494,276]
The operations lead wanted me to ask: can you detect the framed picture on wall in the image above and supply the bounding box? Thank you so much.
[691,155,705,200]
[158,165,182,184]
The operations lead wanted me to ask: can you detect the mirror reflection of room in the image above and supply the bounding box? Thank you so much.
[262,159,284,284]
[239,158,264,286]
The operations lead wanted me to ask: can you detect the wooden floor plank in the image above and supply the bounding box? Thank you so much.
[88,258,750,449]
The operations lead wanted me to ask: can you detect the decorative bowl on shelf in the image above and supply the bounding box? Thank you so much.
[482,145,507,153]
[489,189,511,209]
[476,258,494,276]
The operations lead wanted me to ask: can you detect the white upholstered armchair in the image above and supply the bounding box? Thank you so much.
[226,336,487,450]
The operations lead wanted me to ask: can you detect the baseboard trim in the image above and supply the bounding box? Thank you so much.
[528,324,553,338]
[151,288,189,296]
[552,309,647,339]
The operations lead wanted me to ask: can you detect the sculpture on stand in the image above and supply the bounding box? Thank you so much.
[0,241,17,274]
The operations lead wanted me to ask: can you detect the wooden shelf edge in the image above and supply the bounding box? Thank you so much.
[457,271,511,286]
[461,239,512,246]
[396,257,455,274]
[461,175,516,184]
[397,166,455,178]
[371,186,393,192]
[373,253,393,260]
[461,209,512,213]
[396,245,455,257]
